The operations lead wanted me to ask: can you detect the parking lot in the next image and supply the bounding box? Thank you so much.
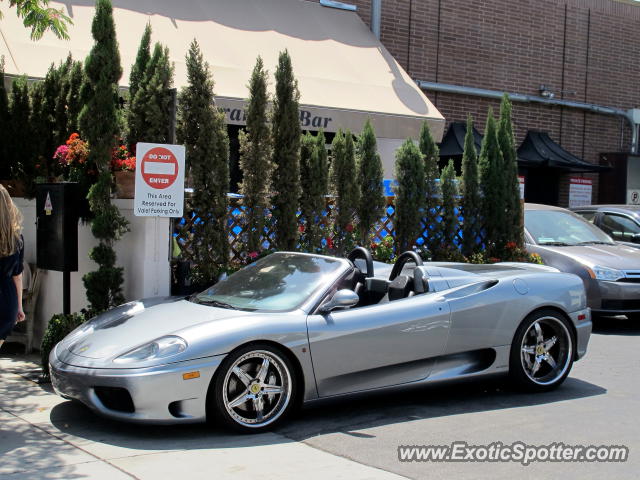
[1,318,638,480]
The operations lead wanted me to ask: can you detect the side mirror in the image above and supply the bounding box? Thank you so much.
[319,289,359,313]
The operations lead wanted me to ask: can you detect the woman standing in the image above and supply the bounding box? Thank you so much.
[0,185,25,350]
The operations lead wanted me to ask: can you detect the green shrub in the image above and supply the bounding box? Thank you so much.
[370,235,395,263]
[41,313,86,377]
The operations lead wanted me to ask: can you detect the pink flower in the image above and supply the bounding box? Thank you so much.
[53,145,69,164]
[248,251,258,259]
[345,223,354,233]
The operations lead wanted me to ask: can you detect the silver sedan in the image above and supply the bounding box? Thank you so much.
[525,203,640,319]
[50,250,591,432]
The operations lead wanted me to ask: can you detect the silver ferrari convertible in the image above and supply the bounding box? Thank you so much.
[50,249,592,432]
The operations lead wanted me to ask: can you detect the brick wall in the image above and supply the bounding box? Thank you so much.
[309,0,640,205]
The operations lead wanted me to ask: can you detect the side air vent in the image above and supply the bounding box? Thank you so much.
[94,386,134,413]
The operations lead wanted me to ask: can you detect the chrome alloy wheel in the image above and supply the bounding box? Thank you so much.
[222,350,292,428]
[520,316,573,385]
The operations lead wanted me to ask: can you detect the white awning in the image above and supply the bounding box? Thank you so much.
[0,0,444,140]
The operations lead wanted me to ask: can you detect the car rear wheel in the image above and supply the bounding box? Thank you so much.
[210,344,297,432]
[509,310,574,392]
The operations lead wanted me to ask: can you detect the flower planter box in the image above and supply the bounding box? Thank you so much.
[114,171,135,199]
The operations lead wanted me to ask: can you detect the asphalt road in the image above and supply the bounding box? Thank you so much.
[276,316,640,479]
[1,317,637,479]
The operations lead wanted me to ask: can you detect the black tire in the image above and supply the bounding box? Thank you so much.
[209,343,298,433]
[509,309,575,392]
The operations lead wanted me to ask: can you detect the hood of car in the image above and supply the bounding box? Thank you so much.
[58,299,247,362]
[536,243,640,270]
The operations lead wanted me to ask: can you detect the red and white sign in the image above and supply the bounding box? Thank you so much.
[134,143,185,217]
[569,177,593,208]
[141,147,179,189]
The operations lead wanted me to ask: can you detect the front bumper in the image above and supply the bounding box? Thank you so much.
[568,308,591,360]
[590,280,640,316]
[50,345,224,424]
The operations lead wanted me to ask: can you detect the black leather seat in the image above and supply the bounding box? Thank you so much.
[388,275,413,301]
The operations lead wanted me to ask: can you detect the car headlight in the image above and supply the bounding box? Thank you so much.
[114,336,187,363]
[587,265,625,281]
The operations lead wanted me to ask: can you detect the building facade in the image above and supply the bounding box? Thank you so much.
[315,0,640,206]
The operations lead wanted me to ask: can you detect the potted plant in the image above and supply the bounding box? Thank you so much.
[53,133,97,219]
[111,144,136,199]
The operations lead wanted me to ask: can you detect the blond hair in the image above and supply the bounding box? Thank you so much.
[0,184,23,257]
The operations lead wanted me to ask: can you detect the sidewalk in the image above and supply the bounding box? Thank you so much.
[0,353,405,480]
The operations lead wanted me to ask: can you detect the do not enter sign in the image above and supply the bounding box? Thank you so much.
[134,142,185,217]
[141,147,179,189]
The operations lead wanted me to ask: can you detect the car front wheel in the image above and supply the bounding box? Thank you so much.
[210,344,297,432]
[509,310,575,392]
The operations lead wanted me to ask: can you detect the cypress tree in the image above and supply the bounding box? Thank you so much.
[239,56,272,254]
[271,50,301,251]
[331,129,359,255]
[177,39,229,284]
[0,59,10,179]
[478,108,505,256]
[299,132,325,251]
[9,78,33,185]
[79,0,129,313]
[143,44,173,143]
[66,60,84,134]
[498,93,523,248]
[29,81,48,182]
[126,24,151,148]
[439,159,458,250]
[357,119,385,246]
[394,138,425,253]
[41,63,61,173]
[315,130,329,246]
[53,54,73,145]
[315,129,329,190]
[129,24,151,104]
[461,115,482,257]
[129,43,173,146]
[419,121,441,256]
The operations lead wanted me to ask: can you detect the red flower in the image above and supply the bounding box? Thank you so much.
[299,224,306,233]
[66,132,80,145]
[506,242,517,249]
[35,164,40,169]
[326,237,334,250]
[248,251,258,259]
[345,223,354,232]
[370,242,378,250]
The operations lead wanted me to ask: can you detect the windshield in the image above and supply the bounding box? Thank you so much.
[191,253,345,311]
[525,209,614,246]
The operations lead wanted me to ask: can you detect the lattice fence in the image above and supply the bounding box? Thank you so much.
[175,196,469,264]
